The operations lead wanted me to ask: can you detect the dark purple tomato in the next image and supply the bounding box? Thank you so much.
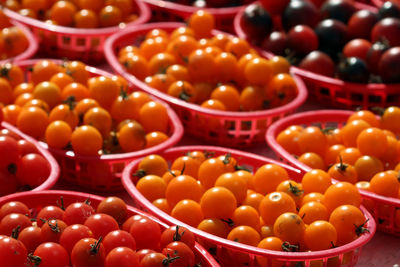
[315,19,348,60]
[287,25,319,56]
[379,1,400,19]
[343,39,372,61]
[240,3,273,44]
[347,10,379,39]
[298,51,336,77]
[378,46,400,83]
[366,41,390,74]
[261,31,287,56]
[371,17,400,47]
[259,0,290,16]
[320,0,356,23]
[337,57,369,83]
[282,0,320,31]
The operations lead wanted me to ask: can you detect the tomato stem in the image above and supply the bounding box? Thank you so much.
[288,182,304,196]
[282,241,299,252]
[355,219,370,236]
[47,219,61,233]
[11,225,20,239]
[173,225,184,241]
[27,253,42,267]
[56,196,65,211]
[90,237,103,255]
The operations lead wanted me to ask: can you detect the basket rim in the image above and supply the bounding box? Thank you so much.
[0,20,39,65]
[1,121,60,191]
[104,22,308,120]
[11,58,184,162]
[0,189,220,267]
[121,145,376,261]
[233,2,400,93]
[143,0,245,17]
[265,109,400,207]
[2,0,151,36]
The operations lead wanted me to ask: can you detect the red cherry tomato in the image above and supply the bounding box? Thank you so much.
[16,153,51,187]
[162,241,195,267]
[71,238,106,267]
[33,242,69,267]
[0,235,27,267]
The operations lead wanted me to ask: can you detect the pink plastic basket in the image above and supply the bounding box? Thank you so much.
[0,190,219,267]
[13,59,184,192]
[3,1,150,63]
[234,2,400,109]
[266,109,400,236]
[104,22,308,148]
[143,0,248,33]
[0,121,59,192]
[122,145,376,267]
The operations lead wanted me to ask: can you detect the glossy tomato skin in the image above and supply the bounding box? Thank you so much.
[160,226,195,250]
[315,19,348,60]
[337,57,369,83]
[71,238,106,267]
[162,241,195,267]
[366,41,390,74]
[348,10,379,39]
[105,247,140,267]
[0,235,27,267]
[63,202,95,225]
[0,135,19,169]
[379,1,400,19]
[282,0,320,31]
[299,51,336,77]
[342,39,372,61]
[261,31,287,56]
[129,217,161,251]
[371,17,400,47]
[287,25,319,56]
[240,3,273,44]
[33,242,69,267]
[378,46,400,83]
[16,153,50,187]
[320,0,356,23]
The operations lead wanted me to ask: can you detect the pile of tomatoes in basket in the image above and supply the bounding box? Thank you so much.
[133,151,371,259]
[0,60,171,156]
[118,11,299,112]
[277,107,400,201]
[2,0,141,28]
[240,0,400,83]
[0,196,201,267]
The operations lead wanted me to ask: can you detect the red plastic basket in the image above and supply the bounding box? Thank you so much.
[122,145,376,267]
[0,190,219,267]
[143,0,248,33]
[0,121,59,192]
[104,22,308,148]
[0,20,38,64]
[266,109,400,236]
[233,2,400,109]
[3,1,150,63]
[13,59,184,192]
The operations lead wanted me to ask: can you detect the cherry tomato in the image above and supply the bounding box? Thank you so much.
[71,238,106,267]
[16,153,50,187]
[32,242,69,267]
